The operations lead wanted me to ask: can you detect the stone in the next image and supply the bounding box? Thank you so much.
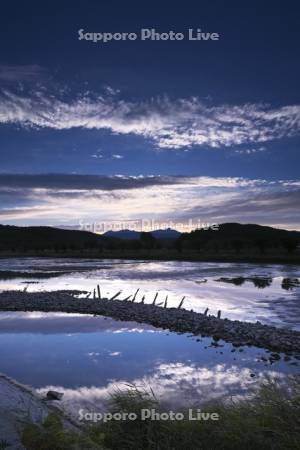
[46,390,64,401]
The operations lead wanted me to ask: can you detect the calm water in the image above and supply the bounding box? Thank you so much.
[0,258,299,416]
[0,311,299,417]
[0,258,299,329]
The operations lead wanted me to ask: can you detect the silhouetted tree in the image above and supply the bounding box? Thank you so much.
[255,239,268,255]
[174,237,183,253]
[231,239,244,254]
[140,232,156,250]
[282,239,298,254]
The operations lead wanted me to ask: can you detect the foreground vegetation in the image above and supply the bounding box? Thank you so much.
[21,379,300,450]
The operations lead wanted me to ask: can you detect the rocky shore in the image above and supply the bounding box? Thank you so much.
[0,372,80,449]
[0,290,300,358]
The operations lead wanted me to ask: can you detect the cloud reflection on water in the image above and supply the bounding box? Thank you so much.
[37,361,286,416]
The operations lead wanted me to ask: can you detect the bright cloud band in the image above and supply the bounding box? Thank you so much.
[0,90,299,149]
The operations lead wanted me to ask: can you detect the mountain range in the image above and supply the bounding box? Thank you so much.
[103,228,181,240]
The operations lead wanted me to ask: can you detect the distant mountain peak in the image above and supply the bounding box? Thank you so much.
[103,228,181,240]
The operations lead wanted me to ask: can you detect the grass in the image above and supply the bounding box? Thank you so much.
[21,413,103,450]
[21,378,300,450]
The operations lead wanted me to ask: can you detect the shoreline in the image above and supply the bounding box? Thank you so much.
[0,371,81,449]
[0,290,300,358]
[0,253,299,265]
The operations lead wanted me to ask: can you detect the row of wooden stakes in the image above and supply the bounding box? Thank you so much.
[85,285,186,309]
[85,285,222,318]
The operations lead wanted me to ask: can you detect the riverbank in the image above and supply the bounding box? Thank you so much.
[1,251,299,264]
[0,290,300,357]
[0,373,79,449]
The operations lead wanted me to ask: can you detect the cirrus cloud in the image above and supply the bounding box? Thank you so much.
[0,89,300,149]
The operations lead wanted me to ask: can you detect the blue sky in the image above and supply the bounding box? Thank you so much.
[0,0,299,229]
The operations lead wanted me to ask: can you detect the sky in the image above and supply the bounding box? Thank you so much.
[0,0,299,231]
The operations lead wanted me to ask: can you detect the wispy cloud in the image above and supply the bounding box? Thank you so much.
[234,146,267,155]
[0,65,47,82]
[0,89,299,149]
[0,174,299,229]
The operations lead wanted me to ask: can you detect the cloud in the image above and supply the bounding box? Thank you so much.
[0,174,299,229]
[234,146,267,155]
[0,174,183,190]
[0,65,47,82]
[0,89,299,149]
[0,206,52,218]
[179,188,300,228]
[112,154,123,159]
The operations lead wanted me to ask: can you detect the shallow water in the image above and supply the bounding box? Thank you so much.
[0,311,299,417]
[0,258,299,329]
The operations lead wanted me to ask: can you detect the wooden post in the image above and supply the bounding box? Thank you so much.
[217,310,221,319]
[178,296,185,309]
[110,291,121,301]
[204,308,209,316]
[152,292,158,305]
[164,295,168,308]
[97,285,101,299]
[132,288,139,302]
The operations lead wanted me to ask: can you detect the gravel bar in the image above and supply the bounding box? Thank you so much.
[0,290,300,357]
